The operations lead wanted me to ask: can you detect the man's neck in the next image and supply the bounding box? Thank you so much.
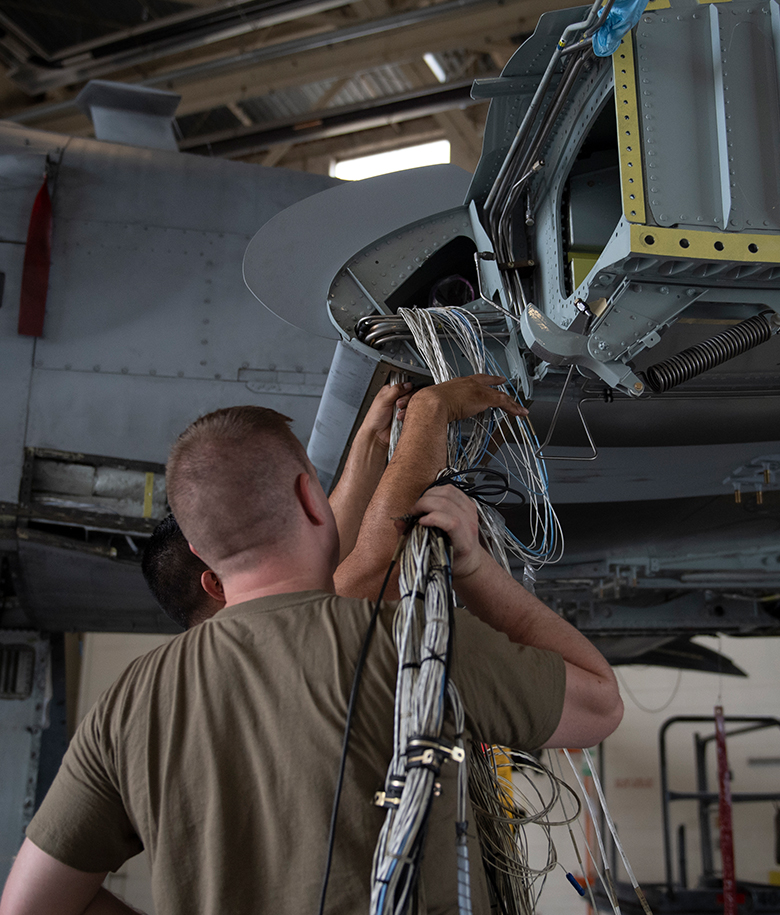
[222,569,335,607]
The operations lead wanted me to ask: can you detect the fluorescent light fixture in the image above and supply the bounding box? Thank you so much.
[332,139,451,181]
[423,52,448,83]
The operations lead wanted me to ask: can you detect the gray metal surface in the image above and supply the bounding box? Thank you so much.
[0,137,41,505]
[243,164,472,339]
[307,341,383,492]
[36,219,333,383]
[637,2,780,232]
[17,542,178,633]
[534,439,780,503]
[636,7,727,230]
[76,81,182,151]
[24,373,324,465]
[0,632,49,886]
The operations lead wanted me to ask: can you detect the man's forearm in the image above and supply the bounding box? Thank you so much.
[329,426,390,562]
[334,392,449,597]
[453,552,623,745]
[453,552,613,678]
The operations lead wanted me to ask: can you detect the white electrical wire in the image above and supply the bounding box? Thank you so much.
[371,524,470,915]
[582,748,654,915]
[396,305,564,571]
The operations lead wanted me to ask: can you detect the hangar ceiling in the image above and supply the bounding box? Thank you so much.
[0,0,572,173]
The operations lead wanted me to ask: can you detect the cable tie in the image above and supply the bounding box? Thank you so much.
[405,735,466,774]
[373,790,401,808]
[455,820,469,837]
[421,653,446,665]
[400,589,427,602]
[406,748,444,774]
[373,776,406,808]
[401,661,421,670]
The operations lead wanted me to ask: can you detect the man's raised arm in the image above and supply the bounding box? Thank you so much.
[334,374,527,598]
[328,381,412,562]
[410,484,624,748]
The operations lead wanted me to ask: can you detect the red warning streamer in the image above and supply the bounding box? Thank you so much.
[18,176,52,338]
[714,705,737,915]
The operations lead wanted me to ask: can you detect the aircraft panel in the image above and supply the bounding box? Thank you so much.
[529,440,780,503]
[33,219,336,382]
[17,542,176,633]
[0,246,35,505]
[23,372,326,465]
[636,8,724,229]
[0,148,50,243]
[52,133,339,237]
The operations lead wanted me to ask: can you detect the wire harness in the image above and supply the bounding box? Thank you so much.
[370,522,470,914]
[394,305,564,574]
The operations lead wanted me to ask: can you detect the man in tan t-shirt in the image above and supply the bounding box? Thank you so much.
[1,375,623,915]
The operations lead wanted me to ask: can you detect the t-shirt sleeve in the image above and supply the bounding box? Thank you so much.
[450,606,566,750]
[26,695,143,873]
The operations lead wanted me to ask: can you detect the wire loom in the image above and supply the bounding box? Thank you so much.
[370,523,471,915]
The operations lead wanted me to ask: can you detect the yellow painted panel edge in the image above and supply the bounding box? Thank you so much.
[613,36,646,224]
[143,472,155,519]
[645,0,672,10]
[630,224,780,263]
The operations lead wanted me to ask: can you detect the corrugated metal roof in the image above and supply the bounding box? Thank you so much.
[1,0,188,57]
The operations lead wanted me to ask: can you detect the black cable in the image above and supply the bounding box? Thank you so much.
[426,466,527,506]
[317,521,416,915]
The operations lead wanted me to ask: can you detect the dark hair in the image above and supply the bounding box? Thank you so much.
[142,514,216,629]
[166,405,308,572]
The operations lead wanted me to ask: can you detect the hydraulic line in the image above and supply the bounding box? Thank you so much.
[482,0,603,217]
[644,312,777,393]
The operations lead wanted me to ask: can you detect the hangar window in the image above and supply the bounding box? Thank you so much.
[331,139,451,181]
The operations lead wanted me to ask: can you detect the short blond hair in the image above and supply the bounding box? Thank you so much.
[166,406,309,572]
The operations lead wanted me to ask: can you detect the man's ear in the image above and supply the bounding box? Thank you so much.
[295,472,327,526]
[201,570,225,603]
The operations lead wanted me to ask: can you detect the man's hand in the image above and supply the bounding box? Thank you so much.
[359,381,413,446]
[408,374,528,425]
[335,373,528,599]
[401,484,485,581]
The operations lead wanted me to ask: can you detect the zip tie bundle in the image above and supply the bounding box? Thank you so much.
[371,524,470,915]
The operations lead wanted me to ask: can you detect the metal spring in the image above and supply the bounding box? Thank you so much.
[644,313,774,393]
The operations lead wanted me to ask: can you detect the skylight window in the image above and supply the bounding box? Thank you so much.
[331,139,451,181]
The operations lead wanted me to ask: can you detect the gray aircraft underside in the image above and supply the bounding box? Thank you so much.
[1,0,779,677]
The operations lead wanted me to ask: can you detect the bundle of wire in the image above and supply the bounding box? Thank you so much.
[370,522,470,915]
[395,304,563,572]
[468,745,582,915]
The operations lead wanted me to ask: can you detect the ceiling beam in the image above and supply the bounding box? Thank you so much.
[9,0,561,134]
[0,0,356,92]
[179,80,478,157]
